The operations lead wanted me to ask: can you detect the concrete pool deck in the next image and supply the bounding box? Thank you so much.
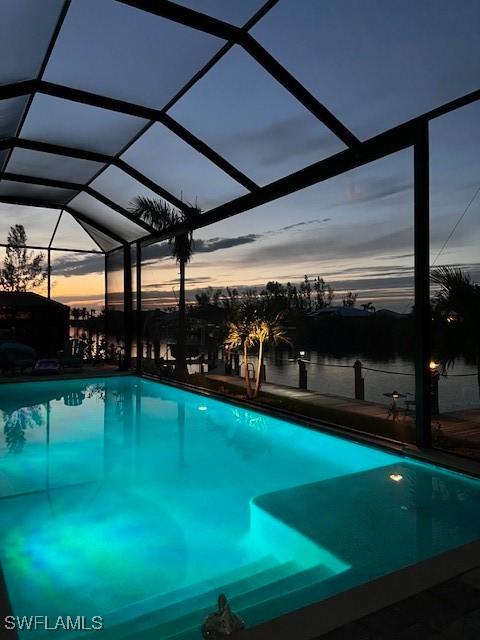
[316,564,480,639]
[0,363,125,384]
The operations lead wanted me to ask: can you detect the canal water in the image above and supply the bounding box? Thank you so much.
[251,353,479,415]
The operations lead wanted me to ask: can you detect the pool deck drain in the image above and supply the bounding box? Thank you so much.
[316,565,480,639]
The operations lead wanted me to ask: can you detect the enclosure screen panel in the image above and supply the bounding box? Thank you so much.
[0,181,75,205]
[106,247,125,351]
[69,192,145,242]
[170,46,346,185]
[0,0,64,84]
[6,148,104,184]
[51,212,100,252]
[20,94,148,156]
[253,0,480,139]
[44,0,224,110]
[123,123,248,210]
[78,221,121,252]
[90,166,163,211]
[0,97,29,139]
[0,203,60,247]
[0,151,8,173]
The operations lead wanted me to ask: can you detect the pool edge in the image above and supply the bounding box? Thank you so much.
[234,539,480,640]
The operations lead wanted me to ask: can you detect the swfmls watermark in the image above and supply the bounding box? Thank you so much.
[3,616,104,632]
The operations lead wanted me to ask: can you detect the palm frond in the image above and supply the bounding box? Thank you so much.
[130,196,179,231]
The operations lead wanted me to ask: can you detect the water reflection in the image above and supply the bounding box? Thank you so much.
[4,405,44,454]
[205,407,271,461]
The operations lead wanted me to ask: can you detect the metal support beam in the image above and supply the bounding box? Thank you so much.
[36,81,259,192]
[0,0,72,181]
[117,0,239,39]
[140,122,418,244]
[0,137,189,211]
[241,34,359,148]
[0,80,35,100]
[0,137,112,163]
[123,244,133,370]
[117,0,359,147]
[0,241,102,255]
[0,195,120,248]
[0,172,157,235]
[104,252,109,357]
[86,187,157,235]
[47,247,53,356]
[414,123,431,448]
[135,241,142,372]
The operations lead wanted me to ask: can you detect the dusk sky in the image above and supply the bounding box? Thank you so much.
[0,0,479,310]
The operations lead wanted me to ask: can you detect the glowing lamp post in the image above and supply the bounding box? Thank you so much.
[298,351,307,389]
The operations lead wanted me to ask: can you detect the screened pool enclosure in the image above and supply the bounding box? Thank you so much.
[1,0,479,454]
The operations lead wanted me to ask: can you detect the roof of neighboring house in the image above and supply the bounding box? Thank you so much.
[0,291,68,310]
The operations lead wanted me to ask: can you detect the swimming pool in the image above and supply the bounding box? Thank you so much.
[1,375,480,639]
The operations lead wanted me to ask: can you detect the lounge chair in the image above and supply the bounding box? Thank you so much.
[33,359,61,375]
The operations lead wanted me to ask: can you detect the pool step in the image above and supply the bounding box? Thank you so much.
[127,563,331,640]
[101,555,277,633]
[98,557,294,639]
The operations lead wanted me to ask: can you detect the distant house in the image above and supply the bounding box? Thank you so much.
[0,291,69,354]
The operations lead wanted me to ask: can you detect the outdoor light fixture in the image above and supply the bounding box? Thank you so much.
[389,474,403,482]
[299,350,305,358]
[392,391,399,399]
[429,361,439,371]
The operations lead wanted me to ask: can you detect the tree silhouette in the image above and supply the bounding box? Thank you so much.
[130,197,200,377]
[431,266,480,391]
[0,225,47,292]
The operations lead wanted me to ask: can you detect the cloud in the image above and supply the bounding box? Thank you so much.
[142,233,261,265]
[346,176,413,205]
[143,276,212,288]
[196,234,259,252]
[211,113,339,168]
[274,217,331,233]
[51,253,105,277]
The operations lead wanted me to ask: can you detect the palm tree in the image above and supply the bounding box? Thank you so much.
[130,197,200,377]
[431,266,480,391]
[249,313,290,398]
[224,317,255,398]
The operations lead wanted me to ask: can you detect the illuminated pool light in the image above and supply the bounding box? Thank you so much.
[198,405,208,411]
[389,474,403,482]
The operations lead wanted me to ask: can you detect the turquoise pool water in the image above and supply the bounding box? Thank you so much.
[1,376,480,639]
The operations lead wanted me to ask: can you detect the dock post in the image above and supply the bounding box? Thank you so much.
[233,352,240,376]
[298,359,307,389]
[354,360,365,400]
